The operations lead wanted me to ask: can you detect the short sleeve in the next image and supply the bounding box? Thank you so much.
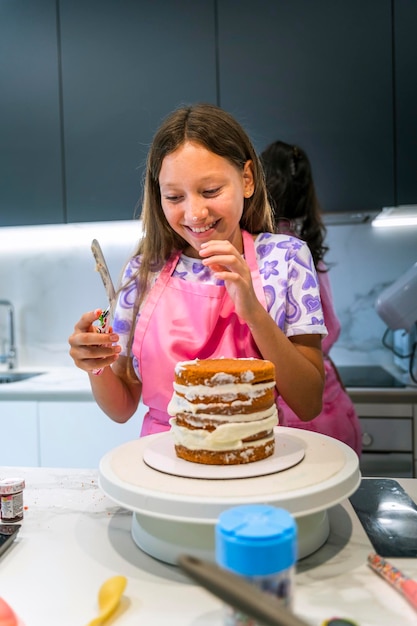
[112,256,141,356]
[255,233,328,338]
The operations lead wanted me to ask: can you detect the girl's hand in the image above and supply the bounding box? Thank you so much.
[68,309,121,373]
[199,240,262,321]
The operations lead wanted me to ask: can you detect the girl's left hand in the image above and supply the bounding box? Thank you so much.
[199,240,261,321]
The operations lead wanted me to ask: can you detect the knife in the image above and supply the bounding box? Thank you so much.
[91,239,117,375]
[177,554,310,626]
[91,238,116,315]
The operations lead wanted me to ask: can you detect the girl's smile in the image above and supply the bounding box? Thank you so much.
[159,140,254,258]
[188,218,220,234]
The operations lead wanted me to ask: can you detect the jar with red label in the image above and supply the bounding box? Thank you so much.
[0,477,25,522]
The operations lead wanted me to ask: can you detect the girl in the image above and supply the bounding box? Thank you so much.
[260,139,362,455]
[69,104,326,436]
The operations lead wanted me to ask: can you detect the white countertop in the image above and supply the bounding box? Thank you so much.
[340,362,417,402]
[1,466,417,626]
[346,384,417,403]
[0,367,94,400]
[1,365,416,403]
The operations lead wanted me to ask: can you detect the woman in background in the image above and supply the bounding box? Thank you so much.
[260,140,362,456]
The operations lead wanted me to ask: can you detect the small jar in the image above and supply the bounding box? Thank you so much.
[215,504,297,626]
[0,477,25,522]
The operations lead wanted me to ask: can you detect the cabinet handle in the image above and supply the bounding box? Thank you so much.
[362,432,374,447]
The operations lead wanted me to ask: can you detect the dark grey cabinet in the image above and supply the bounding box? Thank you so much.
[60,0,217,222]
[0,0,63,226]
[394,0,417,205]
[0,0,216,226]
[217,0,394,214]
[1,1,416,226]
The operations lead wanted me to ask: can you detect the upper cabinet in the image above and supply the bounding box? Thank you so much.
[59,0,216,222]
[394,0,417,205]
[217,0,394,214]
[0,0,216,226]
[0,1,415,226]
[0,0,63,226]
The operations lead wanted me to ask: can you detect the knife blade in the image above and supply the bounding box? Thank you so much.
[91,238,116,313]
[91,239,117,375]
[178,554,309,626]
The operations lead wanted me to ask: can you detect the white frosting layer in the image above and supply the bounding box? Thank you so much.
[169,409,278,451]
[167,380,275,413]
[169,406,277,426]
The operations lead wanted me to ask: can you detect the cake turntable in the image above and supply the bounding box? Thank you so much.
[99,427,360,565]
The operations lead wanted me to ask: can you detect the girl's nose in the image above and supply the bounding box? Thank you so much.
[187,201,208,223]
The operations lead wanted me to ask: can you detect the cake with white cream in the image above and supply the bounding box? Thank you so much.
[167,357,278,465]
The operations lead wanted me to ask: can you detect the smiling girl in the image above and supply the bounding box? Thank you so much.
[69,103,327,435]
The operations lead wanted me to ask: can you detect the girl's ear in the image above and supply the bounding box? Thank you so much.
[243,160,255,198]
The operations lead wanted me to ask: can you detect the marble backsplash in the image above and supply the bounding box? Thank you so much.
[0,220,142,369]
[0,218,416,371]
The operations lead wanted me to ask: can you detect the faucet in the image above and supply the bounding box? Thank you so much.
[0,300,17,370]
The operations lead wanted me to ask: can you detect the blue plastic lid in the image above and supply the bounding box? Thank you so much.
[215,505,297,576]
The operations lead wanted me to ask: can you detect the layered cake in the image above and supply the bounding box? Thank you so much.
[167,358,278,465]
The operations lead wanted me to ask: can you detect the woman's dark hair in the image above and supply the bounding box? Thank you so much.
[260,140,328,269]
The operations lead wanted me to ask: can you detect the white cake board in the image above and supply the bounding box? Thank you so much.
[143,432,305,479]
[99,427,360,564]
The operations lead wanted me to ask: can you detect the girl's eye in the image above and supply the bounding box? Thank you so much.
[165,195,182,203]
[203,187,221,197]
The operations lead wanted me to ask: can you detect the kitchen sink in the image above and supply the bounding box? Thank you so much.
[0,371,45,384]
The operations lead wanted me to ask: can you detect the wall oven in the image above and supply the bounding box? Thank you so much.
[338,365,415,478]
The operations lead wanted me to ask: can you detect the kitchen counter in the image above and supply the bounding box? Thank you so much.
[1,466,417,626]
[342,365,417,403]
[1,365,416,402]
[1,364,416,476]
[346,386,417,403]
[0,367,94,400]
[334,361,417,400]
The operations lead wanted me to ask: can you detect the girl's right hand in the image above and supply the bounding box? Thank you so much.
[68,309,121,373]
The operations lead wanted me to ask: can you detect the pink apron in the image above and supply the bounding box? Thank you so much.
[278,269,362,456]
[133,230,268,435]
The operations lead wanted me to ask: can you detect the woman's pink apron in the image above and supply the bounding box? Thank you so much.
[278,269,362,456]
[133,230,268,435]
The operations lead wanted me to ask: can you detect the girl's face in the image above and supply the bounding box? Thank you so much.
[159,141,254,258]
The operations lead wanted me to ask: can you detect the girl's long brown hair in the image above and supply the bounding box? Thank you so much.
[123,103,274,379]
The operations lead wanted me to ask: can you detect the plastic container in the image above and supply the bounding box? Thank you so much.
[0,477,25,522]
[215,504,297,625]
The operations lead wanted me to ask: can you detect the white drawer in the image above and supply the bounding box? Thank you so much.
[360,417,412,451]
